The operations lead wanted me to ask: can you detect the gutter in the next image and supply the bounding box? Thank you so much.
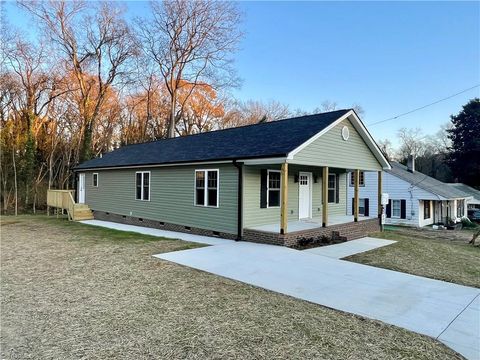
[233,160,243,241]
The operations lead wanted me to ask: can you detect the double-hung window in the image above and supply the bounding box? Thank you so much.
[92,173,98,187]
[359,198,365,216]
[267,170,281,207]
[392,199,401,218]
[350,171,364,186]
[195,170,219,207]
[136,171,150,201]
[328,174,337,203]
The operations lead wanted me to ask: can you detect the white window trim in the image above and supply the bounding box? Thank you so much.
[135,171,151,201]
[392,199,401,218]
[267,170,281,208]
[194,169,219,208]
[328,173,336,204]
[93,173,99,187]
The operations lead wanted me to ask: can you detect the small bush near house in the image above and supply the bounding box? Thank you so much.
[294,234,337,249]
[461,217,478,229]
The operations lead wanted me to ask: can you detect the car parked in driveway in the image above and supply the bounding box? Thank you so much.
[467,209,480,222]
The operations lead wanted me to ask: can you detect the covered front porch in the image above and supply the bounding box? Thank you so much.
[248,215,376,233]
[241,160,384,246]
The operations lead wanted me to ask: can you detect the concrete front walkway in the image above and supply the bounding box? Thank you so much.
[304,237,396,259]
[155,242,480,360]
[79,220,233,245]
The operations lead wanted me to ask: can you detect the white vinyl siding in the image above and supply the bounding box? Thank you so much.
[347,170,469,227]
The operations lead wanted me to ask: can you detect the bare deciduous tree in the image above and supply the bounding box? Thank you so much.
[137,0,242,138]
[20,0,137,162]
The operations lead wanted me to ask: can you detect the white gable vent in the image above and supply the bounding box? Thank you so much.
[341,126,350,141]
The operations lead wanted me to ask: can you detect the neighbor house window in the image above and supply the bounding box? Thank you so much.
[359,198,365,216]
[350,171,364,186]
[328,174,337,203]
[267,170,281,207]
[392,199,401,218]
[93,173,98,187]
[424,200,431,219]
[135,171,150,201]
[195,169,219,207]
[457,200,465,217]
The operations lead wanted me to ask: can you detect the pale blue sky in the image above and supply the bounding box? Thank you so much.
[4,1,480,145]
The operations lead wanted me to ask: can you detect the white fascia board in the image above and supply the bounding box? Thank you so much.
[286,159,381,171]
[241,157,287,165]
[75,160,233,172]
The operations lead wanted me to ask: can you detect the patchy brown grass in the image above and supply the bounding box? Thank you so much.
[347,227,480,288]
[1,216,462,359]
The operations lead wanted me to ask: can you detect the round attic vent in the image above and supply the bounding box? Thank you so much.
[341,126,350,141]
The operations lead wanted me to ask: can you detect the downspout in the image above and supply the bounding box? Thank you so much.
[233,160,243,241]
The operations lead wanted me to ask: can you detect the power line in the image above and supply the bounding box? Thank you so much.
[368,84,480,126]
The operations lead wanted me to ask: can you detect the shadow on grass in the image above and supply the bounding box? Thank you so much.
[1,214,204,252]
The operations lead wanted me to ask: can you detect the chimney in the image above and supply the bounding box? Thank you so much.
[407,154,415,173]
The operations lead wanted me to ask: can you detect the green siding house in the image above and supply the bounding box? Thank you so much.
[74,109,390,246]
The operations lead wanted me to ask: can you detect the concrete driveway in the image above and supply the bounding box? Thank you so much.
[155,241,480,360]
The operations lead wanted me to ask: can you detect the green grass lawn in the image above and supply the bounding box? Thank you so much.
[347,227,480,288]
[1,215,463,359]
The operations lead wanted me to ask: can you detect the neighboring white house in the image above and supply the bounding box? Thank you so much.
[447,183,480,210]
[347,157,471,227]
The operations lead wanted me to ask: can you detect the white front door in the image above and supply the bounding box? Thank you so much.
[78,173,86,204]
[298,172,312,219]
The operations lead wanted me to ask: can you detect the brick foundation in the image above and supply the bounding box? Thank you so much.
[92,210,380,248]
[92,210,238,240]
[243,218,381,247]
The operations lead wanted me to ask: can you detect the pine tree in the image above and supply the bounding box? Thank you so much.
[447,98,480,188]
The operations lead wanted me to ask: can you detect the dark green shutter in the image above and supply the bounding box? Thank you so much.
[386,199,392,218]
[401,199,407,219]
[364,198,369,216]
[335,174,339,203]
[260,169,267,208]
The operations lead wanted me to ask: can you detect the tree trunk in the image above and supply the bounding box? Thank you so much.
[79,120,94,163]
[167,93,176,138]
[12,148,18,216]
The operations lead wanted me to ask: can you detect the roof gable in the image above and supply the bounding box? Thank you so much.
[290,117,384,170]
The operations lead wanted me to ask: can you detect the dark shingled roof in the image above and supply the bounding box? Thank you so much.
[387,162,469,200]
[75,109,350,170]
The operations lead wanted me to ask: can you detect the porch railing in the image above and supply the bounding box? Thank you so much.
[47,189,76,220]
